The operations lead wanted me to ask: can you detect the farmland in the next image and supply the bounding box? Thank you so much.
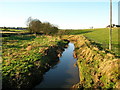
[59,28,119,56]
[1,27,119,88]
[1,0,119,89]
[2,31,69,88]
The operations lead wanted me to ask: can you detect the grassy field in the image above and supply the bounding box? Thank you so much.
[59,28,119,56]
[1,28,27,32]
[2,33,68,88]
[2,27,119,88]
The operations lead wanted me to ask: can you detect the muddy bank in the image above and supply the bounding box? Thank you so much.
[2,39,69,89]
[63,35,120,89]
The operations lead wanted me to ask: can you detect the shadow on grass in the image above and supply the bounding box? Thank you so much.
[59,30,93,35]
[5,35,36,41]
[91,41,120,57]
[70,31,93,35]
[5,45,22,49]
[2,32,33,37]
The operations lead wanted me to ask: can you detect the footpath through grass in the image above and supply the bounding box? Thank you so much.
[59,28,119,56]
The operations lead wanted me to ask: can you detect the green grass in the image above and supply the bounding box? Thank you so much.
[1,28,28,32]
[83,28,118,44]
[2,34,68,88]
[59,28,119,56]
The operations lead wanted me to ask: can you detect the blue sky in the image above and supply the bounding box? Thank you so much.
[0,0,119,29]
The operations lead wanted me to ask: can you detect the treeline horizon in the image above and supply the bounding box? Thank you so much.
[26,17,59,35]
[0,27,27,30]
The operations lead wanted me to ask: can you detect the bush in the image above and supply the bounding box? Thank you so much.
[26,17,59,35]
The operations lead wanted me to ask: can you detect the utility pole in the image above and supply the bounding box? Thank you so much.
[109,0,112,50]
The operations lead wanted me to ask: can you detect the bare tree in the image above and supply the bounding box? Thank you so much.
[26,17,32,27]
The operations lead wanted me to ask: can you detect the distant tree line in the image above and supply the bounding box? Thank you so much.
[26,17,59,35]
[0,27,27,30]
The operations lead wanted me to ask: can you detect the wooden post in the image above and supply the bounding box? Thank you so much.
[109,0,112,50]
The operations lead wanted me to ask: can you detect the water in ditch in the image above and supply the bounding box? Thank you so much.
[35,42,79,88]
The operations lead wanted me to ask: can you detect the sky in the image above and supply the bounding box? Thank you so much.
[118,1,120,25]
[0,0,119,29]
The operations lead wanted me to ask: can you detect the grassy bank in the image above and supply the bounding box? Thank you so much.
[2,34,69,88]
[59,28,119,56]
[63,35,120,89]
